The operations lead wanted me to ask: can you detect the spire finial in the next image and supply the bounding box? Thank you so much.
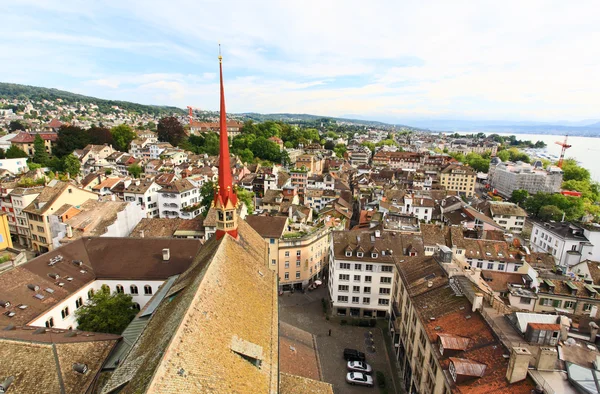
[218,43,222,63]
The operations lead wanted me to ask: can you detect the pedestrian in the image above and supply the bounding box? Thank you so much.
[328,329,332,336]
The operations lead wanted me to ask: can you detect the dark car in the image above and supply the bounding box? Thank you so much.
[343,348,366,362]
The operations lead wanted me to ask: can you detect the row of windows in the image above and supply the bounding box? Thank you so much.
[338,274,392,284]
[339,262,393,272]
[337,296,389,305]
[338,285,391,295]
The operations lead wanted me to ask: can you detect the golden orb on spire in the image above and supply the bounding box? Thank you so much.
[218,43,222,63]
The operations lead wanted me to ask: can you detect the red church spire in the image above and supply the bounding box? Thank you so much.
[214,46,238,239]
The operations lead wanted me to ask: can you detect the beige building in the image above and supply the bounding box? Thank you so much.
[439,164,476,197]
[246,215,330,291]
[24,180,98,252]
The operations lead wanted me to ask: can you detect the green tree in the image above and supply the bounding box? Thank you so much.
[561,159,590,182]
[63,154,81,177]
[360,141,376,153]
[111,124,137,152]
[237,148,254,163]
[157,116,186,146]
[334,144,347,158]
[127,163,142,178]
[497,150,510,162]
[87,126,114,146]
[32,134,49,165]
[54,125,90,157]
[5,145,28,158]
[75,287,137,334]
[200,180,215,215]
[236,187,254,213]
[510,189,529,205]
[538,205,564,221]
[250,137,281,162]
[8,120,25,131]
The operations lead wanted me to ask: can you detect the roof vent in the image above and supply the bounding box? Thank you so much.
[0,376,15,393]
[162,248,170,261]
[72,260,83,266]
[73,363,88,374]
[34,328,46,335]
[465,315,472,320]
[3,311,15,318]
[45,288,54,294]
[33,294,44,300]
[48,273,60,280]
[427,281,433,288]
[434,326,442,331]
[0,301,10,308]
[27,284,40,292]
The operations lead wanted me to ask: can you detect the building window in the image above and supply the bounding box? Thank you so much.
[363,297,370,304]
[338,296,348,303]
[353,286,360,293]
[296,260,300,267]
[296,271,300,279]
[357,252,364,258]
[379,288,391,295]
[487,263,494,269]
[364,287,371,293]
[340,263,350,269]
[381,266,393,272]
[296,250,301,256]
[87,289,95,299]
[270,238,275,244]
[477,261,483,268]
[285,251,290,257]
[345,251,352,257]
[133,302,141,310]
[354,264,362,270]
[271,259,276,265]
[45,317,54,328]
[352,297,360,304]
[75,297,83,308]
[365,276,372,283]
[564,301,575,309]
[354,275,361,282]
[130,285,139,295]
[366,264,373,271]
[285,261,290,269]
[338,285,349,292]
[339,274,350,281]
[116,285,124,294]
[144,285,152,295]
[498,263,505,271]
[378,299,390,306]
[61,306,70,319]
[380,277,392,284]
[284,272,289,280]
[584,303,593,311]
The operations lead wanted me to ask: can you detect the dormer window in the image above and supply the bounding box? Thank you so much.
[372,253,378,258]
[357,252,364,258]
[345,250,352,257]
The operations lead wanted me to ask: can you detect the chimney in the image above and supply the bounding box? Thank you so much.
[536,347,558,371]
[162,248,170,261]
[591,305,598,319]
[110,194,116,201]
[0,376,15,393]
[66,224,73,239]
[506,347,532,383]
[560,315,571,341]
[472,292,483,312]
[590,322,599,342]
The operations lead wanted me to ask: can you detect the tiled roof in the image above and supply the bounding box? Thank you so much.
[102,220,279,393]
[23,181,71,215]
[279,373,334,394]
[0,326,119,394]
[158,178,196,193]
[246,215,288,239]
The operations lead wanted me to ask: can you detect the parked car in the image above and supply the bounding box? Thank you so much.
[343,348,366,362]
[346,372,374,387]
[347,360,372,374]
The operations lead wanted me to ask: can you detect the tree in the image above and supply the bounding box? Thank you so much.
[237,148,254,163]
[200,180,215,215]
[539,205,564,221]
[360,141,376,153]
[562,159,590,182]
[87,126,114,146]
[250,137,281,162]
[0,149,5,159]
[33,134,49,165]
[510,189,529,205]
[497,150,510,162]
[63,154,81,177]
[8,120,25,132]
[111,124,137,152]
[334,144,347,158]
[236,187,254,213]
[324,140,336,150]
[157,116,186,146]
[54,125,90,157]
[127,163,142,178]
[75,287,137,334]
[5,145,28,158]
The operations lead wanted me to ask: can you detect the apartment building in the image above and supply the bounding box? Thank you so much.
[439,164,476,197]
[295,154,324,175]
[24,181,98,253]
[9,131,58,156]
[478,201,527,233]
[246,215,330,291]
[530,220,596,267]
[534,278,600,316]
[0,157,29,174]
[123,179,160,218]
[10,186,43,247]
[347,147,371,166]
[157,178,202,219]
[389,257,535,394]
[328,228,423,318]
[489,161,563,198]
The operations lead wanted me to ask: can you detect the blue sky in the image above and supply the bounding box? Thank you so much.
[2,0,600,123]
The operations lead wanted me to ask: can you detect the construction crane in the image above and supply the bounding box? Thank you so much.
[186,106,194,124]
[555,135,572,168]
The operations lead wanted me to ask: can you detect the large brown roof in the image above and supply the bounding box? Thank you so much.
[246,215,288,239]
[0,237,202,326]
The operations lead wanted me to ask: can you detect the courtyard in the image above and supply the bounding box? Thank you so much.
[279,286,399,394]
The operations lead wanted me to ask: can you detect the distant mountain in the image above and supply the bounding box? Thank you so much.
[0,82,186,116]
[237,112,406,128]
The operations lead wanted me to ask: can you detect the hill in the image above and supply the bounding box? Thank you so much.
[0,82,186,116]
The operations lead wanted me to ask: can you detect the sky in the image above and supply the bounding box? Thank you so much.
[2,0,600,124]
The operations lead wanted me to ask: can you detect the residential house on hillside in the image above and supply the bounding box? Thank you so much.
[157,178,202,219]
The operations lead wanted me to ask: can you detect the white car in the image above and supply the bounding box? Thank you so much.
[347,361,373,374]
[346,372,374,387]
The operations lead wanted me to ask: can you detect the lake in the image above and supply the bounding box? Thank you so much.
[482,132,600,182]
